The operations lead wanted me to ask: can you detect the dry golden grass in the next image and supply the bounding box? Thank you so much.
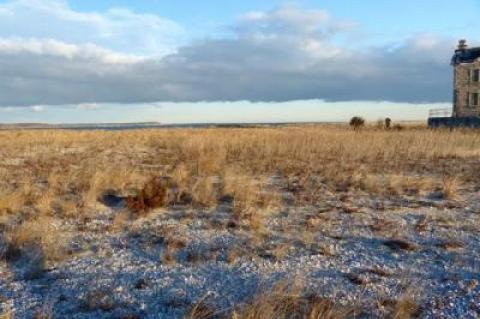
[110,209,131,233]
[441,176,459,200]
[0,306,13,319]
[0,126,477,205]
[0,124,478,272]
[161,247,178,266]
[392,293,421,319]
[3,214,71,279]
[185,278,358,319]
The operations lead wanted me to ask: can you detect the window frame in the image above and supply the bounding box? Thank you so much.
[472,92,479,107]
[473,69,480,82]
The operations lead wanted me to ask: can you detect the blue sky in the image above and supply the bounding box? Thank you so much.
[69,0,480,43]
[0,0,478,123]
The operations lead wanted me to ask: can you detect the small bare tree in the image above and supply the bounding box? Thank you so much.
[349,116,365,130]
[385,118,392,129]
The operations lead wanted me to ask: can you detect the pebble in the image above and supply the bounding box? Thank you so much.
[1,206,479,318]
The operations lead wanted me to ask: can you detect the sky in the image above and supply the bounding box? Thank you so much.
[0,0,478,124]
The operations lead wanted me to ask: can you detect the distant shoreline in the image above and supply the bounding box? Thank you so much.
[0,122,340,131]
[0,120,424,131]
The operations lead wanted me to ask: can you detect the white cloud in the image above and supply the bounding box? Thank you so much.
[238,5,331,35]
[0,38,142,63]
[148,103,164,109]
[0,106,16,112]
[30,105,45,112]
[0,4,457,107]
[77,103,100,110]
[0,0,184,56]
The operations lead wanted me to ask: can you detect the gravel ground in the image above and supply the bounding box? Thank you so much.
[1,193,480,318]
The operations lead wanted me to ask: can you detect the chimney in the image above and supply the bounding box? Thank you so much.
[457,39,468,51]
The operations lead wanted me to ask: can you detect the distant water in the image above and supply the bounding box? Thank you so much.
[67,124,165,131]
[0,122,343,131]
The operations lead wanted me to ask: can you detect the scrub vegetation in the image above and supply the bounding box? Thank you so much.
[0,124,479,318]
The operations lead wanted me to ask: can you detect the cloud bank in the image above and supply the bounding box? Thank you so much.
[0,2,455,107]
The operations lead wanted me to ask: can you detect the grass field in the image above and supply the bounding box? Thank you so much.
[0,125,479,318]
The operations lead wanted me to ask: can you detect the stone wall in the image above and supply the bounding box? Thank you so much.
[454,60,480,117]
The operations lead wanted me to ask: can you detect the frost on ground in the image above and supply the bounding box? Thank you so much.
[1,190,479,318]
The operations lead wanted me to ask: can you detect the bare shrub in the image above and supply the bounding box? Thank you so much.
[385,117,392,129]
[126,176,175,214]
[349,116,365,130]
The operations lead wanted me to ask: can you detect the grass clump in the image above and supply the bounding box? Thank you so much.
[2,216,70,279]
[441,176,458,200]
[185,279,358,319]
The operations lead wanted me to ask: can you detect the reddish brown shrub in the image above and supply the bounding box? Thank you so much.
[126,176,175,214]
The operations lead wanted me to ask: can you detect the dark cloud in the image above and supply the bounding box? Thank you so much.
[0,5,454,107]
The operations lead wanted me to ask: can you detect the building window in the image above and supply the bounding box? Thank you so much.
[471,69,480,82]
[472,92,479,107]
